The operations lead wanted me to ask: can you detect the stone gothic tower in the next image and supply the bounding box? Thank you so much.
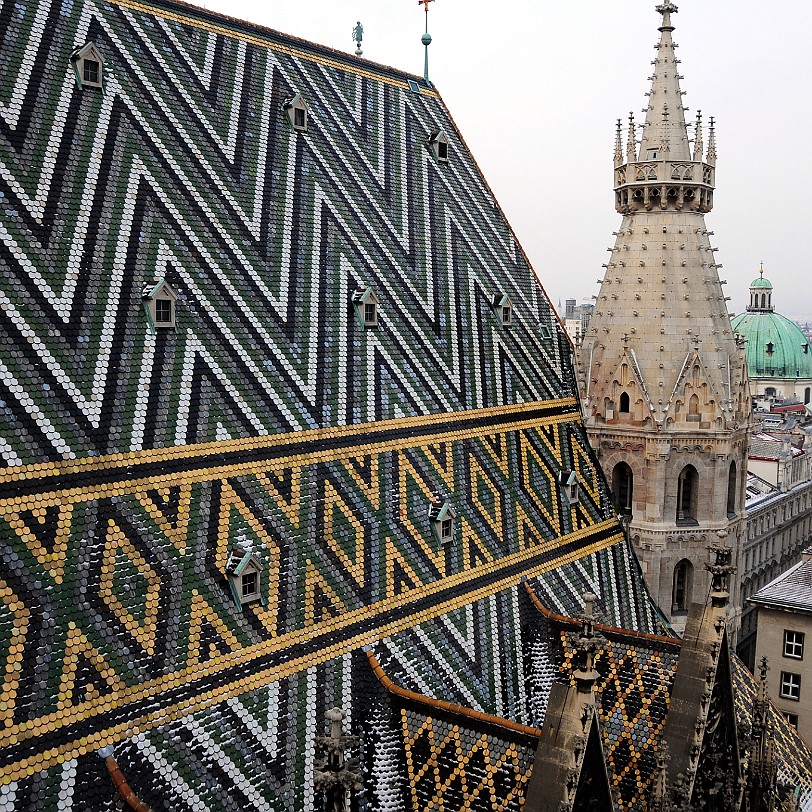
[577,2,751,632]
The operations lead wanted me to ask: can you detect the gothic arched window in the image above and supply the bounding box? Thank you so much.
[726,461,737,517]
[612,462,633,517]
[761,293,766,309]
[676,465,698,523]
[619,392,630,413]
[805,387,811,405]
[672,559,694,613]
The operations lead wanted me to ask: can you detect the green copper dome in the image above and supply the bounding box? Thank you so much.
[731,310,812,379]
[750,275,773,290]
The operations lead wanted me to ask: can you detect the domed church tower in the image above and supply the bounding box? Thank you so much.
[577,2,751,632]
[732,267,812,406]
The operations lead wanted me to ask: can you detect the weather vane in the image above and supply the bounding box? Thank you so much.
[352,21,363,57]
[419,0,435,86]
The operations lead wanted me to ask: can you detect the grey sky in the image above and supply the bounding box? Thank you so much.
[198,0,811,322]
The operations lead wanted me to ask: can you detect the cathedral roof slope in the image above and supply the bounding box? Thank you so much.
[0,0,658,808]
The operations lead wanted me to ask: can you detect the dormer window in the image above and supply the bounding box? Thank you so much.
[647,148,659,160]
[766,342,774,356]
[560,470,580,505]
[428,496,455,547]
[283,93,309,132]
[226,549,265,609]
[493,294,512,326]
[143,279,177,332]
[71,43,104,90]
[428,130,449,164]
[143,279,178,333]
[352,286,378,329]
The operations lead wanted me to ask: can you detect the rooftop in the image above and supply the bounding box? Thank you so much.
[750,552,812,613]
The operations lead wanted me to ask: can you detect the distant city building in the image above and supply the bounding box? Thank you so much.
[560,299,594,343]
[750,549,812,741]
[739,461,812,668]
[732,269,812,406]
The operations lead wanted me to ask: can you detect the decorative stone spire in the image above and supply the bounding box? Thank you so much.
[614,119,624,167]
[640,3,691,162]
[313,708,361,812]
[693,110,704,162]
[577,2,751,632]
[626,112,638,163]
[707,116,717,165]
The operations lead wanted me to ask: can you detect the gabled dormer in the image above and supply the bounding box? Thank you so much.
[492,293,512,327]
[351,286,378,329]
[559,470,580,505]
[70,42,104,90]
[283,92,309,132]
[226,549,265,609]
[142,280,177,332]
[428,496,455,547]
[427,130,449,164]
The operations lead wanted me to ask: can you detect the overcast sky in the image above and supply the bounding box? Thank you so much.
[196,0,812,322]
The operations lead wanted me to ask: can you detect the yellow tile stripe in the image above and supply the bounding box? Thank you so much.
[0,521,621,782]
[0,399,579,504]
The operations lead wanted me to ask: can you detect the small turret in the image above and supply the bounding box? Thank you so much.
[612,2,716,215]
[614,119,624,167]
[707,116,717,165]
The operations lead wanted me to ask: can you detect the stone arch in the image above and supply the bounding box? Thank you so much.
[672,559,694,613]
[688,394,700,416]
[612,462,633,517]
[619,391,630,413]
[726,461,737,517]
[676,465,698,523]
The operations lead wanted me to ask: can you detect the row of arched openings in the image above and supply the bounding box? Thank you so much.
[611,461,738,522]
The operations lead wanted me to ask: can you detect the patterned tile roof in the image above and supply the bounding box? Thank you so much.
[0,0,666,808]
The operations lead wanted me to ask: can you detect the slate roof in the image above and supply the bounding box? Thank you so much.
[750,554,812,613]
[0,0,668,808]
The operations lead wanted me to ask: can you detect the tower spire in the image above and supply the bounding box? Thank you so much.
[626,112,638,163]
[641,2,691,161]
[419,0,435,87]
[692,109,703,161]
[614,119,623,167]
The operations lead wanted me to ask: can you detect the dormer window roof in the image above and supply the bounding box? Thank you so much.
[352,286,379,329]
[428,496,456,546]
[226,549,265,609]
[427,130,449,164]
[70,42,104,90]
[143,279,177,332]
[559,470,580,505]
[283,93,309,132]
[493,294,513,326]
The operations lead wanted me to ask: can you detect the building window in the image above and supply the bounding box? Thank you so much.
[780,671,801,701]
[784,630,805,660]
[619,392,630,413]
[352,286,379,328]
[676,465,698,523]
[612,462,633,517]
[428,497,456,547]
[805,387,811,405]
[283,93,309,132]
[672,558,693,613]
[142,280,178,332]
[560,470,580,505]
[241,571,258,600]
[492,294,512,326]
[766,341,774,356]
[726,461,737,518]
[783,712,799,729]
[226,550,264,609]
[427,130,449,164]
[70,42,105,90]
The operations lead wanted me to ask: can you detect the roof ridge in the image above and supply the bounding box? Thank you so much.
[366,649,542,741]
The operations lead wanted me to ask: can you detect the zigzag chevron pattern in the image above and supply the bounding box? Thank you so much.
[0,0,567,465]
[0,0,669,808]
